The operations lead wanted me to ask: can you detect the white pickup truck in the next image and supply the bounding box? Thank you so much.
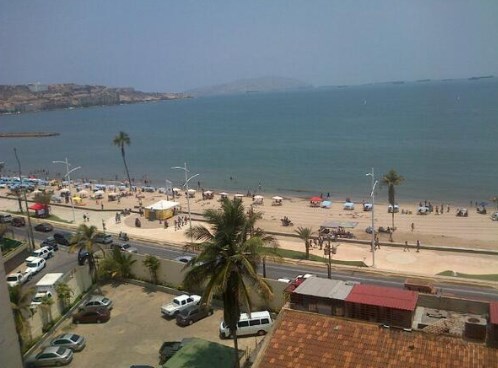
[6,270,33,287]
[161,294,201,317]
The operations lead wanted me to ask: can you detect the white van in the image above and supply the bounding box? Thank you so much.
[219,311,273,338]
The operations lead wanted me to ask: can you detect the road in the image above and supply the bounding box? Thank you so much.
[10,225,498,302]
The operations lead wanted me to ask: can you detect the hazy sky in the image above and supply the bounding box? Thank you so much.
[1,1,498,92]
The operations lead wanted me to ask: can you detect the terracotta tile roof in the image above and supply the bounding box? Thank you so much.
[490,302,498,325]
[254,308,498,368]
[345,284,418,311]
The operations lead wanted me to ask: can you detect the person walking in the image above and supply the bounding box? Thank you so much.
[404,241,410,252]
[416,240,420,252]
[411,222,415,232]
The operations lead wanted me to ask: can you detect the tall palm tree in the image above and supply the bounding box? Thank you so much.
[382,169,405,230]
[183,198,273,368]
[143,254,161,284]
[113,131,133,189]
[295,226,314,260]
[40,295,54,331]
[99,247,137,280]
[70,224,103,282]
[9,285,34,351]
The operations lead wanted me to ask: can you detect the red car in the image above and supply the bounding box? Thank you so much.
[72,307,110,324]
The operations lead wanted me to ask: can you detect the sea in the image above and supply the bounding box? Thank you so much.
[1,78,497,205]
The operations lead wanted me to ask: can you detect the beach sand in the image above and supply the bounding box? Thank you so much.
[2,187,498,277]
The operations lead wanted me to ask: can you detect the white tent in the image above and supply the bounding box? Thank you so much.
[145,200,180,211]
[144,200,180,220]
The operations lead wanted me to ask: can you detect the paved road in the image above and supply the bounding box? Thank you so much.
[10,225,498,302]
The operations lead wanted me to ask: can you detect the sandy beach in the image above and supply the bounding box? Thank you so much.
[2,186,498,278]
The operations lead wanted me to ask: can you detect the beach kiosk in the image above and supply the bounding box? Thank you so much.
[144,200,180,221]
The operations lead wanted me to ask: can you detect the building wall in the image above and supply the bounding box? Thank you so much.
[0,252,24,368]
[418,294,490,314]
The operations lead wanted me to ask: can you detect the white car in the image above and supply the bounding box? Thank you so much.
[26,246,54,263]
[26,257,46,274]
[173,255,195,264]
[161,294,201,317]
[31,290,53,307]
[6,270,33,287]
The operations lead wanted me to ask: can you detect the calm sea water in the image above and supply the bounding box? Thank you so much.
[1,79,497,205]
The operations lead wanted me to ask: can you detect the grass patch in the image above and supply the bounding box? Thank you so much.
[437,270,498,282]
[275,248,367,267]
[7,211,71,224]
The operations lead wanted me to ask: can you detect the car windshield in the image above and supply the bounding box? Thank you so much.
[27,261,39,267]
[56,347,66,355]
[69,334,79,342]
[7,276,18,281]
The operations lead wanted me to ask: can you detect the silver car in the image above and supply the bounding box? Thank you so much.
[26,346,73,367]
[80,295,113,311]
[50,333,86,352]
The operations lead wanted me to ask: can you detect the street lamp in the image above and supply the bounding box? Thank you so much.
[366,168,378,268]
[172,163,199,243]
[53,158,81,223]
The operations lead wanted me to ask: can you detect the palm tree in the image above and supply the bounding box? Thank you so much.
[295,226,314,260]
[70,224,103,282]
[9,285,34,351]
[113,131,133,189]
[55,282,73,312]
[40,295,54,332]
[104,247,137,279]
[183,198,273,368]
[382,169,405,230]
[143,254,161,284]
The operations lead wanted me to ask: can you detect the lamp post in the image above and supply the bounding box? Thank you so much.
[172,163,199,243]
[366,168,378,268]
[53,158,81,223]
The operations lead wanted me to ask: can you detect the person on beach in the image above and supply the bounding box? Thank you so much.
[416,240,420,252]
[375,236,380,250]
[83,214,87,222]
[404,241,410,252]
[411,222,415,232]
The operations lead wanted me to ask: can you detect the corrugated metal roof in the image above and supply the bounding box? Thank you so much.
[490,302,498,324]
[293,277,356,300]
[345,284,418,311]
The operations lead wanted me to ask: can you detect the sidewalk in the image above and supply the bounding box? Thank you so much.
[3,198,498,280]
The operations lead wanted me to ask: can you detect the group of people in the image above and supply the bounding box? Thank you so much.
[174,215,189,230]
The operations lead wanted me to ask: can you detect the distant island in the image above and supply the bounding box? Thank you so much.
[186,76,313,97]
[0,83,189,114]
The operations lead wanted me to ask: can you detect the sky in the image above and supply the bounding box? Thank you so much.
[1,1,498,92]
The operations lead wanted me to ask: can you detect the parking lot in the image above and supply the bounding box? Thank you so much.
[36,282,265,367]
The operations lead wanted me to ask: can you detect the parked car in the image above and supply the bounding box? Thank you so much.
[53,231,75,246]
[26,346,73,367]
[78,249,90,265]
[25,258,47,274]
[112,242,138,253]
[25,246,54,263]
[176,304,214,326]
[94,232,113,245]
[11,216,26,227]
[0,213,13,223]
[79,295,113,311]
[173,255,194,264]
[161,294,201,317]
[73,307,111,324]
[41,236,59,251]
[6,270,32,287]
[34,222,54,232]
[50,333,86,352]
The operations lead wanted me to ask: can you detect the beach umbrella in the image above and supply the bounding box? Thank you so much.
[78,189,89,196]
[203,190,213,195]
[94,190,105,196]
[321,200,332,208]
[187,189,196,194]
[272,196,283,201]
[310,196,321,202]
[254,195,264,200]
[234,193,244,199]
[60,188,71,194]
[172,187,181,193]
[31,189,42,195]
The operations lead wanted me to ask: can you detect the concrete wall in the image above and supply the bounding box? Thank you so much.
[129,254,288,311]
[418,294,490,315]
[0,252,24,368]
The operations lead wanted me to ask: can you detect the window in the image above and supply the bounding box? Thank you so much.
[261,318,270,324]
[249,319,261,326]
[238,321,249,328]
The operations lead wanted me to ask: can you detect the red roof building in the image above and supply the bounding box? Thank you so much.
[490,302,498,325]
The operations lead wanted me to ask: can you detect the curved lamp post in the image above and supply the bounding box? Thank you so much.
[366,168,378,268]
[53,158,81,223]
[172,163,199,243]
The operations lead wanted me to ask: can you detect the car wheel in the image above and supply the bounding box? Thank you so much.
[257,330,266,336]
[188,320,193,325]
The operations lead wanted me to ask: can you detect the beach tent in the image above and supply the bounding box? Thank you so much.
[388,204,400,213]
[144,200,180,221]
[310,196,321,207]
[29,202,50,218]
[321,200,332,208]
[31,189,42,196]
[343,202,355,210]
[60,188,71,194]
[234,193,244,200]
[187,189,196,198]
[363,203,373,211]
[272,196,283,206]
[78,189,89,198]
[72,196,83,204]
[203,190,214,200]
[417,206,430,215]
[254,195,264,205]
[219,192,228,200]
[108,193,119,201]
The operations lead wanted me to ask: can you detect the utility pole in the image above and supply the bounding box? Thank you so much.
[13,148,35,250]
